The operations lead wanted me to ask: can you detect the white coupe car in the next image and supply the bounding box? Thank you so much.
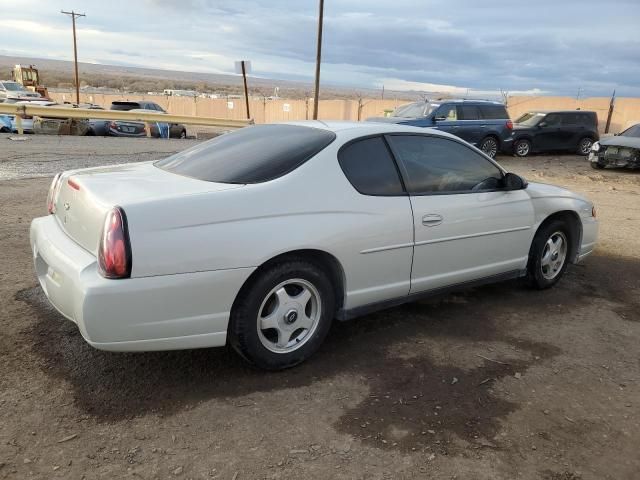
[30,122,598,369]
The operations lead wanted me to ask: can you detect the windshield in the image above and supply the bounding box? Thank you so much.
[392,102,438,118]
[156,124,336,183]
[1,82,26,92]
[620,124,640,138]
[515,112,545,126]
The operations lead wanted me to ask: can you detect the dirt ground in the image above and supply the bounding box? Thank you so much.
[1,135,639,480]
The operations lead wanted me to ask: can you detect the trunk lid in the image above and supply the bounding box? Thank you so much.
[53,161,242,255]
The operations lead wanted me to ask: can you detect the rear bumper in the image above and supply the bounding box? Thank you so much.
[500,136,515,154]
[30,215,254,351]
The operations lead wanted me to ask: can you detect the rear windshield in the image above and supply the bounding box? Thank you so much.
[155,124,336,183]
[111,102,141,111]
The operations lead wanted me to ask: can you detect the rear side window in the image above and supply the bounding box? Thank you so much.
[111,102,140,111]
[458,106,480,120]
[480,105,509,120]
[338,136,404,196]
[578,113,596,126]
[156,124,336,183]
[386,135,503,194]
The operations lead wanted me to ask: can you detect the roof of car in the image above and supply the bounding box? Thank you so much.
[280,120,461,139]
[527,110,597,114]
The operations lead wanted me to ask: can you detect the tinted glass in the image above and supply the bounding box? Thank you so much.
[435,105,457,120]
[480,105,509,119]
[459,106,480,120]
[620,124,640,137]
[156,124,336,183]
[578,113,595,126]
[561,113,579,125]
[338,136,404,196]
[387,135,503,194]
[544,114,562,126]
[111,102,141,111]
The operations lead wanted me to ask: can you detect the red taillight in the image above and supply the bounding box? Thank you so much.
[98,207,132,279]
[67,178,80,190]
[506,120,513,130]
[47,173,62,214]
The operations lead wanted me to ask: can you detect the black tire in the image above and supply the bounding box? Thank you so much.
[514,139,531,157]
[577,137,593,155]
[479,136,499,158]
[228,259,335,370]
[526,219,572,289]
[590,161,605,169]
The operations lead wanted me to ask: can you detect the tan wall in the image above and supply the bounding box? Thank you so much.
[48,92,640,134]
[49,92,403,124]
[507,96,640,134]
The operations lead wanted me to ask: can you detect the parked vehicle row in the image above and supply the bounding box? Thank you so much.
[0,98,187,138]
[368,99,600,158]
[31,121,598,369]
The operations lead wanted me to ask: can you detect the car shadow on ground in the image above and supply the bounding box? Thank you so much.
[16,253,639,453]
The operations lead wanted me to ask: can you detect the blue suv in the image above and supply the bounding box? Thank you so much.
[367,99,513,158]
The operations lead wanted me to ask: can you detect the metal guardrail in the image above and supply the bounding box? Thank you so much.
[0,103,252,135]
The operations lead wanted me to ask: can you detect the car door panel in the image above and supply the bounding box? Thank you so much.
[409,191,533,292]
[385,133,535,294]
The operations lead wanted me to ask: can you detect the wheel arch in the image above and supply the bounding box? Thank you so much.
[533,210,583,264]
[231,249,346,315]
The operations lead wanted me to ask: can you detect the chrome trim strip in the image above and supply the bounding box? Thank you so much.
[414,226,531,247]
[361,226,531,254]
[360,242,414,254]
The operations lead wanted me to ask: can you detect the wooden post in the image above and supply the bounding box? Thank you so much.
[241,61,250,120]
[604,90,615,134]
[61,10,86,106]
[312,0,324,120]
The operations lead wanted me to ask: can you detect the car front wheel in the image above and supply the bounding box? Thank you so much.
[577,137,593,155]
[526,220,571,289]
[514,139,531,157]
[229,259,335,370]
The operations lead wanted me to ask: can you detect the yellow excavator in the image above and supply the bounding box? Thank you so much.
[11,64,50,100]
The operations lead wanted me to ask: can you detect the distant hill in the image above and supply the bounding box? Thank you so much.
[0,55,418,101]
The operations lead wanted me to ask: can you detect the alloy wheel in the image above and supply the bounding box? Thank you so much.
[481,138,498,158]
[256,278,321,353]
[540,231,568,280]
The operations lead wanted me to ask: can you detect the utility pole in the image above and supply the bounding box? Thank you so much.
[312,0,324,120]
[61,10,85,106]
[605,89,616,134]
[241,61,250,119]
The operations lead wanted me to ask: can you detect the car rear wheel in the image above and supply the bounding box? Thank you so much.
[229,259,335,370]
[526,220,571,289]
[480,136,499,158]
[514,139,531,157]
[577,137,593,155]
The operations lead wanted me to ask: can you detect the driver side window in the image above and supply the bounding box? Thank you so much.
[435,105,457,121]
[386,135,504,194]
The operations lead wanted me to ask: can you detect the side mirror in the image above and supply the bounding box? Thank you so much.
[503,172,527,191]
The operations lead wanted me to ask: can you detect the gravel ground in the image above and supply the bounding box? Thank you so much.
[0,135,639,479]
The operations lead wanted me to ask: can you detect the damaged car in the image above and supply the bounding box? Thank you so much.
[589,123,640,169]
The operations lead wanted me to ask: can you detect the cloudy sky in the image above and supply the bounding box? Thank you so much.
[1,0,639,97]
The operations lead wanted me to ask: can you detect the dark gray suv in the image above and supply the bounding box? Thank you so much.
[367,99,513,158]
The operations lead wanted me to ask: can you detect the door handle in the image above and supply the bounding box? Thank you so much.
[422,214,443,226]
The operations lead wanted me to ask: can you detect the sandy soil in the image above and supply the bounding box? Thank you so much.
[0,135,639,479]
